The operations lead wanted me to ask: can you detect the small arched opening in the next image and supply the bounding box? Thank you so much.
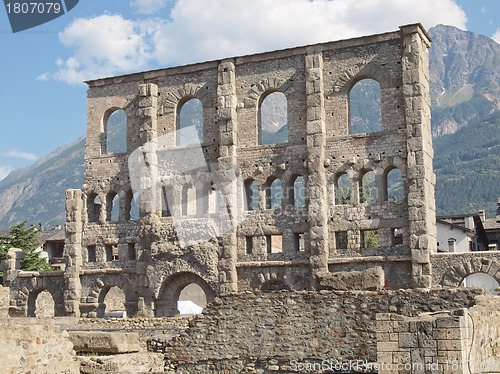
[385,167,403,201]
[27,289,55,317]
[359,170,376,203]
[88,193,102,223]
[335,173,351,205]
[97,285,127,318]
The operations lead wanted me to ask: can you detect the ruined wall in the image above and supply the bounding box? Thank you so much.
[154,288,483,372]
[0,318,80,374]
[376,295,500,374]
[61,24,436,318]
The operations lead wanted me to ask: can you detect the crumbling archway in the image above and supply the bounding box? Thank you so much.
[155,272,215,317]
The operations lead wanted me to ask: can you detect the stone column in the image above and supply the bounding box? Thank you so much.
[136,83,159,317]
[400,24,435,288]
[216,60,239,294]
[64,189,83,316]
[305,51,329,288]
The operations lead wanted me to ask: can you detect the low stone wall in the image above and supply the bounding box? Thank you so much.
[0,318,80,374]
[376,295,500,374]
[159,288,484,372]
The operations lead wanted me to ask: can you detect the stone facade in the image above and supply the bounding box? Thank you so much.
[54,23,437,318]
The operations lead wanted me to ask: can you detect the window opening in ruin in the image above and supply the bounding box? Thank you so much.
[88,194,102,223]
[178,98,203,146]
[335,231,348,249]
[245,180,259,211]
[246,236,253,254]
[335,173,351,205]
[101,286,126,318]
[260,92,288,145]
[178,283,207,316]
[106,193,119,222]
[87,245,96,262]
[266,178,282,209]
[349,79,382,134]
[267,235,283,254]
[392,228,403,246]
[28,289,55,317]
[362,230,379,248]
[293,176,305,207]
[130,192,140,220]
[208,184,218,214]
[161,186,172,217]
[104,108,127,154]
[295,233,305,252]
[182,184,197,215]
[360,171,376,203]
[386,168,403,201]
[462,273,500,295]
[128,243,136,260]
[105,245,113,262]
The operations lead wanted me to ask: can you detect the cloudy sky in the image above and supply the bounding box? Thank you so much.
[0,0,499,181]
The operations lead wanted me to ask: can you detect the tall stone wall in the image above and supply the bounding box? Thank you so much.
[4,24,440,318]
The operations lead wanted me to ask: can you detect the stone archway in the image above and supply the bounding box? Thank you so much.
[89,274,139,317]
[155,272,215,317]
[441,257,500,288]
[27,289,56,317]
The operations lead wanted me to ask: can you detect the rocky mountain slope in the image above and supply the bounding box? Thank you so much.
[0,25,498,228]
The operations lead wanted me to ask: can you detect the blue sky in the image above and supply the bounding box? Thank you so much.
[0,0,499,181]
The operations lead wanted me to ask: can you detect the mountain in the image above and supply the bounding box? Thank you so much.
[428,24,500,137]
[0,25,498,228]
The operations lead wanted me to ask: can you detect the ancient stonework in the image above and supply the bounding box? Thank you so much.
[4,24,441,318]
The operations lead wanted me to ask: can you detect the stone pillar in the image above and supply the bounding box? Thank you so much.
[137,83,159,217]
[136,83,159,317]
[305,51,329,288]
[64,189,83,316]
[400,24,435,288]
[216,60,239,294]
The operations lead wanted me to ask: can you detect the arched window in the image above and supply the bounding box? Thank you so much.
[178,98,203,146]
[208,184,218,214]
[245,180,259,211]
[103,108,127,154]
[265,178,282,209]
[88,193,101,223]
[335,173,351,205]
[386,168,403,201]
[124,191,139,221]
[161,186,172,217]
[106,192,119,222]
[293,176,305,207]
[359,170,376,203]
[260,92,288,145]
[349,79,382,134]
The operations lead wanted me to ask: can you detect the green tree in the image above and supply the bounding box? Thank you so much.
[0,221,51,273]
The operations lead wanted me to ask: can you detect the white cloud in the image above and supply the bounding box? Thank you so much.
[36,72,49,81]
[3,150,38,161]
[52,14,162,84]
[0,166,13,181]
[130,0,169,14]
[49,0,467,84]
[493,28,500,44]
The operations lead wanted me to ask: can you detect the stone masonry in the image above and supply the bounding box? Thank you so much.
[4,24,440,318]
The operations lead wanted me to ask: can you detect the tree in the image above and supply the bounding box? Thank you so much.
[0,221,51,273]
